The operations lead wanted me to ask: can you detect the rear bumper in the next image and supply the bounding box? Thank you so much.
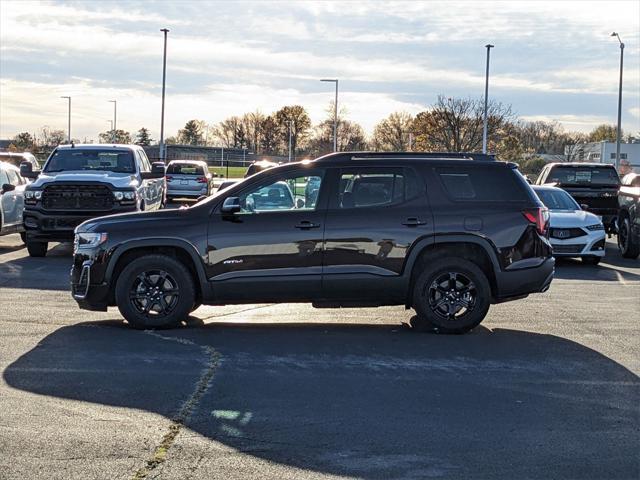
[166,186,209,198]
[494,257,555,301]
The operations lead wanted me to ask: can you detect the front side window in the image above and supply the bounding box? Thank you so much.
[45,149,135,174]
[6,169,22,186]
[0,169,9,187]
[338,168,415,209]
[237,170,324,213]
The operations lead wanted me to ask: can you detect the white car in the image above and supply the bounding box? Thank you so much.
[0,161,26,241]
[533,185,605,265]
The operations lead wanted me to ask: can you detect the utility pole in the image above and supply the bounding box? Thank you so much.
[482,44,494,154]
[159,28,169,163]
[60,96,71,143]
[611,32,624,170]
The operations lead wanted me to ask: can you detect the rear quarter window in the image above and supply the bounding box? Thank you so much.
[436,166,529,202]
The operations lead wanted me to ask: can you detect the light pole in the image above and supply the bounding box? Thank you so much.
[482,44,494,154]
[611,32,624,171]
[320,78,338,152]
[60,96,71,143]
[288,120,293,162]
[160,28,169,163]
[109,100,117,143]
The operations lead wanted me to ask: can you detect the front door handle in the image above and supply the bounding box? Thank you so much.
[295,221,320,229]
[402,217,427,227]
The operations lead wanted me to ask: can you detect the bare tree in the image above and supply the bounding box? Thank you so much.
[275,105,312,158]
[241,111,265,153]
[371,112,414,151]
[413,95,513,152]
[260,115,280,155]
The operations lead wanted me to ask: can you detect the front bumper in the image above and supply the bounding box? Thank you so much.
[550,231,606,258]
[71,258,111,311]
[24,205,137,242]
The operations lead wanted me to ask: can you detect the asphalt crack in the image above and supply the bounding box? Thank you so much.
[131,331,221,480]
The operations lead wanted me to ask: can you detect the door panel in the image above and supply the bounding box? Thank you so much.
[206,169,326,302]
[322,166,433,302]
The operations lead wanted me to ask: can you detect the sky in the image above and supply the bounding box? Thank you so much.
[0,0,639,143]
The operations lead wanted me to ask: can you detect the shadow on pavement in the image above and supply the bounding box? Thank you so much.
[0,243,72,290]
[4,321,639,479]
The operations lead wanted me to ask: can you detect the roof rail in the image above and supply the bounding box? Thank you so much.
[313,151,496,162]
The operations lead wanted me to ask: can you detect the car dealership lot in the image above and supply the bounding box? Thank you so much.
[0,234,638,480]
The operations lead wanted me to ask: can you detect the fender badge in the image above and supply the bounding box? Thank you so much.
[223,259,243,264]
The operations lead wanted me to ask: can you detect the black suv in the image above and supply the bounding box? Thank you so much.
[535,162,620,233]
[71,152,554,333]
[618,172,640,258]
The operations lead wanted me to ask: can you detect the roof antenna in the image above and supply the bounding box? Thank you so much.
[71,140,75,148]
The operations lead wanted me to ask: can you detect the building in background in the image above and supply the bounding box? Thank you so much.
[564,140,640,174]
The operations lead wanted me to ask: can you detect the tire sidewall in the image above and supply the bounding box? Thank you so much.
[413,257,491,333]
[115,254,195,329]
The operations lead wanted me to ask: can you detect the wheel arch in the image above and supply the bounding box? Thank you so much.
[105,239,208,305]
[404,234,500,307]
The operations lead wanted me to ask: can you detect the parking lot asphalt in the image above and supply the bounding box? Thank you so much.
[0,233,638,480]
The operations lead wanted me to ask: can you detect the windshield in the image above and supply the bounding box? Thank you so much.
[45,149,135,173]
[547,166,620,186]
[535,188,580,211]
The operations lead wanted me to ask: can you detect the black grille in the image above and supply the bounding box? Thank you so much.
[550,228,587,240]
[42,184,114,211]
[553,243,586,254]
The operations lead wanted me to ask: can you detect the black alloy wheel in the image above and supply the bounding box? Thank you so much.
[129,270,180,317]
[618,216,640,259]
[115,254,195,329]
[428,271,477,320]
[412,257,491,334]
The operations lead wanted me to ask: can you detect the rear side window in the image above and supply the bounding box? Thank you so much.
[437,166,528,202]
[338,167,420,209]
[167,164,205,175]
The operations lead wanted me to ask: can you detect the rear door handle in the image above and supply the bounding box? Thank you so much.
[295,221,321,229]
[402,217,427,227]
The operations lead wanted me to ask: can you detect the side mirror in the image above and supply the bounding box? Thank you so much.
[221,196,241,214]
[580,204,589,210]
[20,162,38,179]
[1,183,15,194]
[295,198,305,209]
[142,162,166,180]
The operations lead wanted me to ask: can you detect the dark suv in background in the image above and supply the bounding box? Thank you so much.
[535,163,620,233]
[71,152,554,334]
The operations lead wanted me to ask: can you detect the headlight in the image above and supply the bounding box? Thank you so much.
[25,191,34,199]
[112,190,136,202]
[586,224,604,231]
[34,191,42,200]
[74,232,108,249]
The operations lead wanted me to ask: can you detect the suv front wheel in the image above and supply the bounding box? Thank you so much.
[115,254,195,329]
[412,257,491,334]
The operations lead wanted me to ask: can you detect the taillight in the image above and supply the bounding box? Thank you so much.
[196,176,208,183]
[165,175,173,181]
[522,207,549,235]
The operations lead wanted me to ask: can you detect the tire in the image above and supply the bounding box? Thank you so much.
[618,216,640,259]
[20,232,26,244]
[26,241,48,257]
[411,257,491,334]
[581,256,601,266]
[115,254,195,329]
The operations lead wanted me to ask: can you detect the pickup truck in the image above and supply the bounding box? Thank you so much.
[536,162,620,233]
[20,144,166,257]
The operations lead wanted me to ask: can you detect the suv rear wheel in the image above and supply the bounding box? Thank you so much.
[412,257,491,334]
[115,254,195,329]
[26,241,48,257]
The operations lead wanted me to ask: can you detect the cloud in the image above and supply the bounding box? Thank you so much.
[519,114,612,132]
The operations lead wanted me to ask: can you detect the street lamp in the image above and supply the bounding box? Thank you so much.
[288,120,293,162]
[611,32,624,171]
[60,96,71,143]
[108,100,117,143]
[482,44,494,154]
[160,28,169,163]
[320,78,338,152]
